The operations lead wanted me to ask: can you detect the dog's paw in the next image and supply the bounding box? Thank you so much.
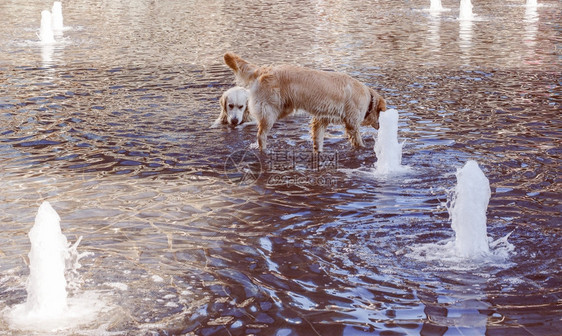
[249,141,259,150]
[239,121,257,129]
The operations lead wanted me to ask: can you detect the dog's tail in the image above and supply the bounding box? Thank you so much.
[224,53,246,72]
[224,53,259,87]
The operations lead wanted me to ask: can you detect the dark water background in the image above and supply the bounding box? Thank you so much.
[0,0,560,335]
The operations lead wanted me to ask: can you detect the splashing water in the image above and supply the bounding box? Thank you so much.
[373,108,409,175]
[52,1,64,32]
[459,0,474,20]
[405,161,514,268]
[39,10,55,44]
[3,202,107,332]
[430,0,443,12]
[449,160,490,257]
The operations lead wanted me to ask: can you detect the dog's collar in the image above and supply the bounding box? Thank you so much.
[365,92,374,119]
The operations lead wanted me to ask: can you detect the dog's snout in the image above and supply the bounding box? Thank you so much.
[230,117,239,126]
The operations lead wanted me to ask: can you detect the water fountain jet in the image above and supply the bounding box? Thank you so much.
[459,0,474,20]
[526,0,538,7]
[373,109,408,175]
[405,160,514,265]
[52,1,64,33]
[3,201,106,332]
[4,201,68,330]
[39,10,56,44]
[449,160,490,257]
[430,0,443,12]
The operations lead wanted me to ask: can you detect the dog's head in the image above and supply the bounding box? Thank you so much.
[219,87,250,127]
[361,88,387,130]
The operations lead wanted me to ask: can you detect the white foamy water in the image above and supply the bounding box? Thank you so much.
[459,0,474,20]
[3,201,108,332]
[52,1,64,32]
[526,0,538,7]
[406,161,514,267]
[373,108,410,175]
[39,10,55,44]
[406,231,515,270]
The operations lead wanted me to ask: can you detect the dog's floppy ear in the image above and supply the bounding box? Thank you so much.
[242,102,252,123]
[371,96,387,130]
[362,89,386,129]
[218,92,228,124]
[377,96,387,114]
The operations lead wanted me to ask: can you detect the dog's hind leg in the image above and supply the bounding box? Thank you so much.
[311,118,329,152]
[257,116,275,151]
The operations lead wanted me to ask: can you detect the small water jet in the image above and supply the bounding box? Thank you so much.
[3,201,106,332]
[24,201,68,315]
[449,160,490,257]
[52,1,64,33]
[459,0,474,20]
[430,0,443,12]
[405,161,514,265]
[373,109,408,175]
[526,0,538,7]
[39,10,56,44]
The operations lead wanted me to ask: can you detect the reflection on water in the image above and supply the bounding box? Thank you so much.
[40,43,54,67]
[459,19,473,64]
[0,0,561,335]
[427,10,441,57]
[524,5,539,51]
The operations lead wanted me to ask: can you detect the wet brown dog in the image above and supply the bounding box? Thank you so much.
[223,53,386,151]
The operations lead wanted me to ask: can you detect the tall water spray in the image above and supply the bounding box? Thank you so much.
[526,0,538,7]
[4,202,69,330]
[52,1,64,32]
[430,0,443,12]
[39,10,56,44]
[449,160,490,257]
[373,109,407,174]
[406,160,514,265]
[459,0,474,20]
[27,201,69,314]
[3,202,109,332]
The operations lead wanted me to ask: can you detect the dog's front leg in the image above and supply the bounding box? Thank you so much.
[210,118,222,129]
[345,124,365,149]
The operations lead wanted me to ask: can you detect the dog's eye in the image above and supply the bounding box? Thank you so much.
[228,104,234,109]
[238,105,244,109]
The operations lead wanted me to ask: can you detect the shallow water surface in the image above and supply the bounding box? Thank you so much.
[0,0,560,335]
